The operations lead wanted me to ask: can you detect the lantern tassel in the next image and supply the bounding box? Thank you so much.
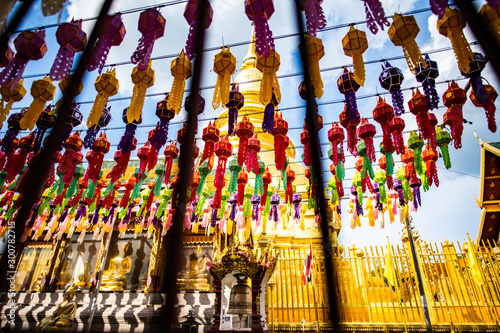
[0,57,29,90]
[390,89,405,116]
[262,103,275,133]
[402,38,425,75]
[364,0,390,34]
[87,36,113,74]
[49,46,76,81]
[20,98,46,131]
[421,78,439,110]
[87,92,109,128]
[168,77,186,115]
[352,52,365,86]
[302,0,327,38]
[0,100,14,129]
[127,81,148,123]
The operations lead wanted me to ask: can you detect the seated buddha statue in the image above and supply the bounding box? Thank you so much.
[74,263,90,291]
[177,245,210,291]
[36,285,77,332]
[100,243,132,292]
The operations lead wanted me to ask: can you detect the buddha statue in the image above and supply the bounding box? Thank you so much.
[36,285,77,332]
[177,245,210,291]
[74,263,90,291]
[100,242,132,292]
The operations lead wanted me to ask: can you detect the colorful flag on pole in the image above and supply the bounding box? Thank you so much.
[383,239,397,287]
[468,235,485,286]
[301,244,313,285]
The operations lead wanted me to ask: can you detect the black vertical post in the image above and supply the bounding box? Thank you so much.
[292,2,340,331]
[157,0,209,331]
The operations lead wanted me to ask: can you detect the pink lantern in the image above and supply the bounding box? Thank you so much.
[0,30,47,89]
[50,19,87,81]
[245,0,275,57]
[131,8,166,71]
[87,14,126,73]
[184,0,213,60]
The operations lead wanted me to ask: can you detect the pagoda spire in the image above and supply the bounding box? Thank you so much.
[241,25,257,70]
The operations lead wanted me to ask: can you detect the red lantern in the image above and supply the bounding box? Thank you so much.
[285,166,295,204]
[50,19,87,81]
[236,116,254,168]
[401,147,417,184]
[390,115,405,155]
[120,177,136,209]
[237,170,248,206]
[61,131,83,185]
[271,112,288,171]
[137,141,151,179]
[247,134,260,174]
[427,112,438,151]
[201,121,219,167]
[85,132,110,184]
[327,122,345,166]
[190,171,201,202]
[262,167,272,207]
[164,141,179,186]
[4,133,34,183]
[470,84,498,133]
[442,80,466,148]
[300,125,312,166]
[422,144,439,187]
[372,96,395,153]
[339,104,360,156]
[357,118,377,163]
[409,88,430,139]
[213,136,233,209]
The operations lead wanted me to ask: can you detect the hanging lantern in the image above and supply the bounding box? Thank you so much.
[168,50,192,114]
[245,0,275,57]
[342,26,368,86]
[60,102,83,146]
[408,131,424,176]
[1,109,26,153]
[19,76,56,131]
[85,133,110,195]
[237,170,248,206]
[0,46,13,68]
[87,13,126,73]
[437,7,475,75]
[0,79,26,129]
[197,160,212,196]
[337,66,360,120]
[328,146,345,198]
[247,135,260,174]
[33,105,56,153]
[226,83,245,136]
[298,34,324,97]
[427,112,438,151]
[327,122,345,166]
[416,54,439,110]
[372,96,394,153]
[227,158,241,194]
[271,113,288,171]
[236,116,254,168]
[127,60,155,123]
[256,49,281,105]
[61,131,83,185]
[422,144,439,187]
[87,68,118,128]
[380,142,395,189]
[50,19,87,81]
[442,81,467,148]
[131,8,166,70]
[339,104,360,156]
[356,143,375,196]
[479,3,500,44]
[301,125,312,167]
[470,84,498,133]
[379,61,405,115]
[362,0,390,34]
[408,88,430,139]
[212,47,236,109]
[108,135,137,185]
[262,90,278,133]
[0,30,47,89]
[213,136,233,210]
[184,0,213,60]
[390,115,405,155]
[357,118,376,163]
[436,127,452,169]
[388,13,426,74]
[262,167,272,207]
[84,104,111,149]
[401,146,418,185]
[4,133,35,184]
[285,166,295,204]
[201,121,220,167]
[164,141,179,186]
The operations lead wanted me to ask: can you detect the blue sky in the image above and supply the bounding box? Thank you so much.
[3,0,498,246]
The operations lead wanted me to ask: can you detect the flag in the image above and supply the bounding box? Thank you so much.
[468,236,485,286]
[301,244,313,285]
[383,240,397,287]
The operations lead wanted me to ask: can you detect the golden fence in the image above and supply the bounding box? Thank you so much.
[266,238,500,329]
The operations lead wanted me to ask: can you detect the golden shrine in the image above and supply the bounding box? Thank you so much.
[2,28,500,333]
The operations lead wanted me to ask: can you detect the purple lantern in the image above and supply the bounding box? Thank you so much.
[379,61,405,116]
[87,14,127,73]
[245,0,275,57]
[131,8,166,71]
[184,0,213,60]
[117,107,142,154]
[84,104,111,149]
[226,84,245,135]
[0,30,47,90]
[416,54,439,110]
[59,102,83,151]
[33,104,56,153]
[149,94,175,154]
[337,66,360,122]
[50,19,87,81]
[461,52,488,104]
[300,0,326,38]
[1,108,27,153]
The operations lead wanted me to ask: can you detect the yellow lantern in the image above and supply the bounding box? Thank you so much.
[212,47,236,109]
[388,13,426,74]
[87,68,119,128]
[342,26,368,86]
[299,34,325,98]
[256,49,281,105]
[127,59,155,123]
[0,79,26,128]
[52,74,84,115]
[20,76,56,131]
[437,7,475,74]
[479,3,500,45]
[168,49,192,114]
